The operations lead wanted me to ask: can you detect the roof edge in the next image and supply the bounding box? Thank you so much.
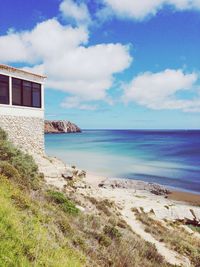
[0,64,47,79]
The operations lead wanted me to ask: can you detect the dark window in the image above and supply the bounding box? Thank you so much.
[12,78,22,105]
[0,74,9,104]
[12,78,41,108]
[32,85,41,108]
[22,81,32,107]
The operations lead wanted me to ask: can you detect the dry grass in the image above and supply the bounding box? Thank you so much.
[133,208,200,267]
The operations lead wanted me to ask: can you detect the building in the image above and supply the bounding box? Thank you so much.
[0,64,46,153]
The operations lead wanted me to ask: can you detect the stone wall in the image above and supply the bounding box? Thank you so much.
[0,115,44,154]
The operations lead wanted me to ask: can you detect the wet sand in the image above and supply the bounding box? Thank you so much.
[168,191,200,206]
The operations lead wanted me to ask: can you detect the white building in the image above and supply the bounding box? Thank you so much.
[0,64,46,153]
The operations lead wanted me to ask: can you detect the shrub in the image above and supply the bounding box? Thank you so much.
[47,190,79,215]
[98,234,112,247]
[11,193,31,210]
[0,128,41,190]
[145,243,164,264]
[0,128,7,140]
[117,218,129,229]
[73,236,86,249]
[57,217,72,234]
[0,161,20,182]
[103,225,121,239]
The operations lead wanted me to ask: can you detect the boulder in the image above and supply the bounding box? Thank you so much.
[62,167,86,180]
[62,169,74,180]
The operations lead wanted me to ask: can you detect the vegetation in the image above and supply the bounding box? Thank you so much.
[188,225,200,234]
[47,190,79,215]
[0,128,171,266]
[133,208,200,267]
[0,129,83,266]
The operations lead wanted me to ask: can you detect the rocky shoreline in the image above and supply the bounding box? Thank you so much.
[45,120,81,134]
[98,178,171,196]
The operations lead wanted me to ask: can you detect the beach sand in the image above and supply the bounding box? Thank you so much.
[82,173,200,221]
[34,153,200,267]
[85,172,200,206]
[168,191,200,206]
[81,173,200,267]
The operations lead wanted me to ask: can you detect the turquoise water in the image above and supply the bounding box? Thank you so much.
[45,130,200,194]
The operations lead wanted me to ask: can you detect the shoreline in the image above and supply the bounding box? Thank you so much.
[43,151,200,206]
[168,191,200,206]
[84,171,200,206]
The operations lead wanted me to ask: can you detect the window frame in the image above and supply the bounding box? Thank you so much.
[12,78,22,106]
[0,74,9,105]
[12,77,42,108]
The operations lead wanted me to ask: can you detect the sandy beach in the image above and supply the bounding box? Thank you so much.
[34,153,200,267]
[85,171,200,206]
[82,173,200,221]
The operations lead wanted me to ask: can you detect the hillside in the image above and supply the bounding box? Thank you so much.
[0,128,172,267]
[45,120,81,134]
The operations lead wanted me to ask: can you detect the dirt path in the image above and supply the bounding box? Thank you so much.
[121,207,191,267]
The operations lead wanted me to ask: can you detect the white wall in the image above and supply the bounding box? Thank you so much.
[0,66,45,118]
[0,105,44,118]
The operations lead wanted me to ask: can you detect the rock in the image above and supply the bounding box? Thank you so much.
[62,170,74,180]
[98,183,105,188]
[62,167,86,180]
[77,170,86,179]
[73,181,87,189]
[76,205,85,212]
[45,120,81,134]
[148,183,171,196]
[98,178,171,195]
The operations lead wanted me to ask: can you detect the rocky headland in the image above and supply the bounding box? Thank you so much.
[45,120,81,134]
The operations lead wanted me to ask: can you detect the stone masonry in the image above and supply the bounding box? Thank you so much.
[0,115,44,154]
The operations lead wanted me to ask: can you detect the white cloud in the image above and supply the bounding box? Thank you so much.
[123,69,200,112]
[61,96,97,110]
[0,19,88,64]
[59,0,91,25]
[0,18,132,108]
[102,0,200,20]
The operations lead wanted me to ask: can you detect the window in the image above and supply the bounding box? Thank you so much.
[23,81,32,107]
[0,74,9,104]
[12,78,41,108]
[32,84,41,108]
[12,78,22,105]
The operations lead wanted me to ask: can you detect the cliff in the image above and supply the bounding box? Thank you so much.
[45,120,81,134]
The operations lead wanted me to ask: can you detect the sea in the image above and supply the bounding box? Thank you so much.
[45,130,200,194]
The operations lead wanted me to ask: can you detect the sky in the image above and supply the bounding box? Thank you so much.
[0,0,200,129]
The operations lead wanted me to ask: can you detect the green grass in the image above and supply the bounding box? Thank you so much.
[47,190,79,215]
[188,225,200,234]
[0,128,84,266]
[0,175,83,267]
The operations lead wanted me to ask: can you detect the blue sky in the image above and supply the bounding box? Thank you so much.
[0,0,200,129]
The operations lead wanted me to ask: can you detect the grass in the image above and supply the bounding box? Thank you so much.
[47,190,79,215]
[188,225,200,234]
[0,175,83,267]
[133,208,200,267]
[0,128,172,267]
